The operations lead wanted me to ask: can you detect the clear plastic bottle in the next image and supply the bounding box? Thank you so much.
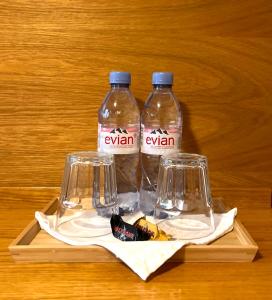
[98,72,140,214]
[140,72,182,215]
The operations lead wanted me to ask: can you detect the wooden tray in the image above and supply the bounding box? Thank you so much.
[9,198,258,263]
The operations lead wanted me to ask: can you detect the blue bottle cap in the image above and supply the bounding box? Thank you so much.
[109,72,131,84]
[152,72,173,85]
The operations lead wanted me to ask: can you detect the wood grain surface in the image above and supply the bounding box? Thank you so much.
[0,0,271,189]
[1,3,271,296]
[1,187,271,299]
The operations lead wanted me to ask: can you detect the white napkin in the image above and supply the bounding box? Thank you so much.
[35,208,237,280]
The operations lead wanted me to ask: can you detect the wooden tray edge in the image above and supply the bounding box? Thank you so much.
[9,197,259,263]
[9,198,58,251]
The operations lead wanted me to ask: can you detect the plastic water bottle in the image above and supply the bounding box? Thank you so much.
[140,72,182,215]
[98,72,140,214]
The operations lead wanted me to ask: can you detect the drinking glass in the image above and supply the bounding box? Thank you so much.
[155,153,214,239]
[55,151,119,237]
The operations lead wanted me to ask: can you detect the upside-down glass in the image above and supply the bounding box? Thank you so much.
[155,153,215,239]
[55,151,119,237]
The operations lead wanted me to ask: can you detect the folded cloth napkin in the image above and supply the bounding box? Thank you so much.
[35,208,237,280]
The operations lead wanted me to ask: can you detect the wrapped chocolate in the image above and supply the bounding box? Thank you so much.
[134,217,172,241]
[110,214,172,242]
[133,217,158,239]
[110,214,151,241]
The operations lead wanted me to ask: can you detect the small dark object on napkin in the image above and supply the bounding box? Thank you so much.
[110,214,151,241]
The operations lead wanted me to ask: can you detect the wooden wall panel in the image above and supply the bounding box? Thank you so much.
[0,1,271,188]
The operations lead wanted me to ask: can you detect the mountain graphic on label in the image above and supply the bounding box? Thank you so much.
[150,129,169,135]
[110,128,128,134]
[157,128,163,134]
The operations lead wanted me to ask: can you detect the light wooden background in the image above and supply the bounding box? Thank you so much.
[0,0,271,190]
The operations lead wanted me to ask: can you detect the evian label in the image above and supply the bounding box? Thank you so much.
[98,124,139,154]
[141,125,181,155]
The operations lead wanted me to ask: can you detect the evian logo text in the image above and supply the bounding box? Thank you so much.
[98,125,139,155]
[105,128,134,145]
[141,126,181,155]
[146,129,174,146]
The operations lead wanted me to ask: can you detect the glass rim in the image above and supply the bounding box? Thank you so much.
[161,153,207,163]
[67,151,114,163]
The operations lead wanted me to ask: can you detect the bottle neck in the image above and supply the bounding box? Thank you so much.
[110,83,130,89]
[153,84,172,91]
